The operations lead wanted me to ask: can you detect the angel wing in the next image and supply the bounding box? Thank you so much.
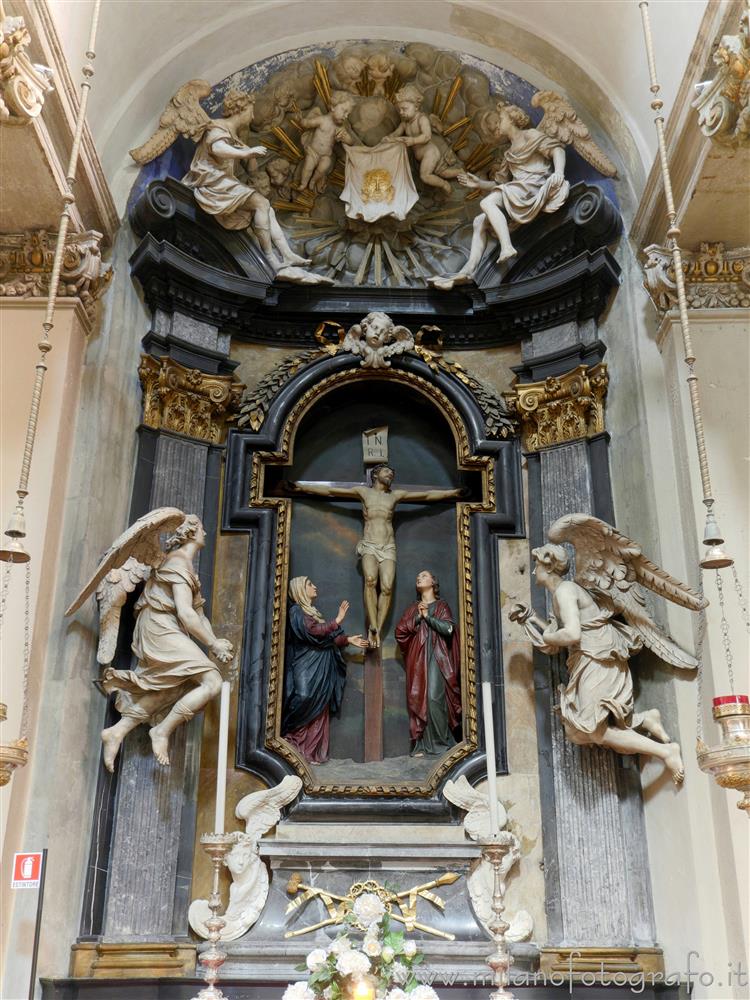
[129,79,212,165]
[94,557,151,665]
[382,324,415,359]
[65,506,186,617]
[342,323,366,356]
[235,775,302,840]
[548,513,707,669]
[531,90,618,178]
[443,775,508,842]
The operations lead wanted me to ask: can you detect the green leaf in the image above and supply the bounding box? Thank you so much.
[294,963,307,972]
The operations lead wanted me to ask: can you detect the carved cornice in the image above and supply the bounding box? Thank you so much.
[0,4,53,125]
[693,10,750,148]
[643,242,750,312]
[503,363,608,453]
[0,229,112,322]
[138,354,245,444]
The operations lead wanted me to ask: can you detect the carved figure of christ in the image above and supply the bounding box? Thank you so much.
[287,464,464,647]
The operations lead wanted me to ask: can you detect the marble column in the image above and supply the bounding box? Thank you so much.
[510,326,659,976]
[72,310,243,978]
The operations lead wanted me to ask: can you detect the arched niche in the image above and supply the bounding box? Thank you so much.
[222,350,523,822]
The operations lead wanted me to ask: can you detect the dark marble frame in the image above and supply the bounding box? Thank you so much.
[222,351,524,822]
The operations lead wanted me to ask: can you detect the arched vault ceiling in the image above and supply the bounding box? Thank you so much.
[49,0,708,214]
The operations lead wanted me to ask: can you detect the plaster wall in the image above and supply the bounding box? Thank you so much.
[0,230,147,996]
[0,300,87,849]
[602,230,749,997]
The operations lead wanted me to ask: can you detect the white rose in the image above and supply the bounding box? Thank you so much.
[409,987,439,1000]
[402,939,417,958]
[385,990,408,1000]
[306,948,328,972]
[328,936,352,956]
[352,892,386,926]
[363,937,382,957]
[381,945,395,963]
[282,982,315,1000]
[336,950,371,978]
[391,961,409,985]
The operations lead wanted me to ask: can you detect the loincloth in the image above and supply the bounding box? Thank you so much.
[356,539,396,564]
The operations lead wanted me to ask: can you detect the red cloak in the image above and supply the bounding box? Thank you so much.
[395,599,461,741]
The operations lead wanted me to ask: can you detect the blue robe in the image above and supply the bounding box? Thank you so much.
[282,603,347,733]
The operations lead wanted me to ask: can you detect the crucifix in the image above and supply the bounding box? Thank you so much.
[284,429,464,761]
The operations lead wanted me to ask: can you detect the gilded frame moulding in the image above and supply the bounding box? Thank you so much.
[138,354,245,444]
[643,242,750,312]
[248,366,493,798]
[503,363,608,454]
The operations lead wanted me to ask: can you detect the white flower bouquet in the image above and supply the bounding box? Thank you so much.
[284,892,439,1000]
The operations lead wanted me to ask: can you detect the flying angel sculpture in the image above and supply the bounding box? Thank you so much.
[65,507,233,772]
[509,514,707,784]
[129,80,331,284]
[430,90,618,290]
[188,774,302,941]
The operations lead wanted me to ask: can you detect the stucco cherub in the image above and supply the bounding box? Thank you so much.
[189,775,302,941]
[510,514,707,784]
[367,52,395,97]
[65,508,234,772]
[298,90,356,193]
[129,81,333,284]
[341,310,415,369]
[430,91,617,289]
[379,83,462,193]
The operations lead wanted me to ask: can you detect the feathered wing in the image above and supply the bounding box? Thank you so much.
[548,513,707,669]
[342,325,366,357]
[129,79,212,165]
[531,90,618,178]
[65,507,187,616]
[382,324,415,359]
[443,775,483,813]
[235,775,302,840]
[94,557,152,665]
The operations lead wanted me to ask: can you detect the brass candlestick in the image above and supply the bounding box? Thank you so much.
[481,837,517,1000]
[190,832,234,1000]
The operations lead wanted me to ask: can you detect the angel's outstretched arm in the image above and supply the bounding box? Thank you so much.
[550,145,566,179]
[541,582,581,647]
[211,137,264,161]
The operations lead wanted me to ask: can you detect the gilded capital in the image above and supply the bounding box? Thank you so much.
[138,355,245,443]
[643,242,750,312]
[503,363,608,453]
[692,11,750,148]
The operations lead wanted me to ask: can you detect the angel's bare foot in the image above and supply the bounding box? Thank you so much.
[496,245,517,264]
[664,742,684,785]
[149,726,171,766]
[101,728,123,773]
[281,251,311,267]
[640,708,671,743]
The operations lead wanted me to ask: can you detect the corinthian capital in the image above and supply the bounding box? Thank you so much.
[0,4,54,125]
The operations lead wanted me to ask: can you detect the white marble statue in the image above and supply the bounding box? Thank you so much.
[65,507,233,771]
[379,83,462,194]
[129,81,332,284]
[443,776,533,943]
[510,514,708,784]
[430,91,618,289]
[188,775,303,941]
[340,310,415,369]
[298,90,356,193]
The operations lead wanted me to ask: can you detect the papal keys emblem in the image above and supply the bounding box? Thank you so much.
[361,168,395,204]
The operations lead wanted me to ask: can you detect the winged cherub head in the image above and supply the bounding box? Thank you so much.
[361,310,394,348]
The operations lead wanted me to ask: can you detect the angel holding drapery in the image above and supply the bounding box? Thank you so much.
[430,91,618,290]
[65,508,233,772]
[510,514,708,785]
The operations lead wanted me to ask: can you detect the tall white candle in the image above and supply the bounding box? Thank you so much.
[481,680,500,839]
[214,680,231,835]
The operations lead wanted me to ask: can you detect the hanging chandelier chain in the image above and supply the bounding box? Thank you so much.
[714,571,735,695]
[20,562,32,740]
[731,564,750,634]
[695,579,707,742]
[639,1,716,512]
[8,0,101,518]
[0,563,10,637]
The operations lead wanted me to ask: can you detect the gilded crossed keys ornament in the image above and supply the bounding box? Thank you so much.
[284,873,460,941]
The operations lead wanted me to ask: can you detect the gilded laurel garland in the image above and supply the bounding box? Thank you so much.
[249,366,491,797]
[503,363,608,453]
[138,355,245,443]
